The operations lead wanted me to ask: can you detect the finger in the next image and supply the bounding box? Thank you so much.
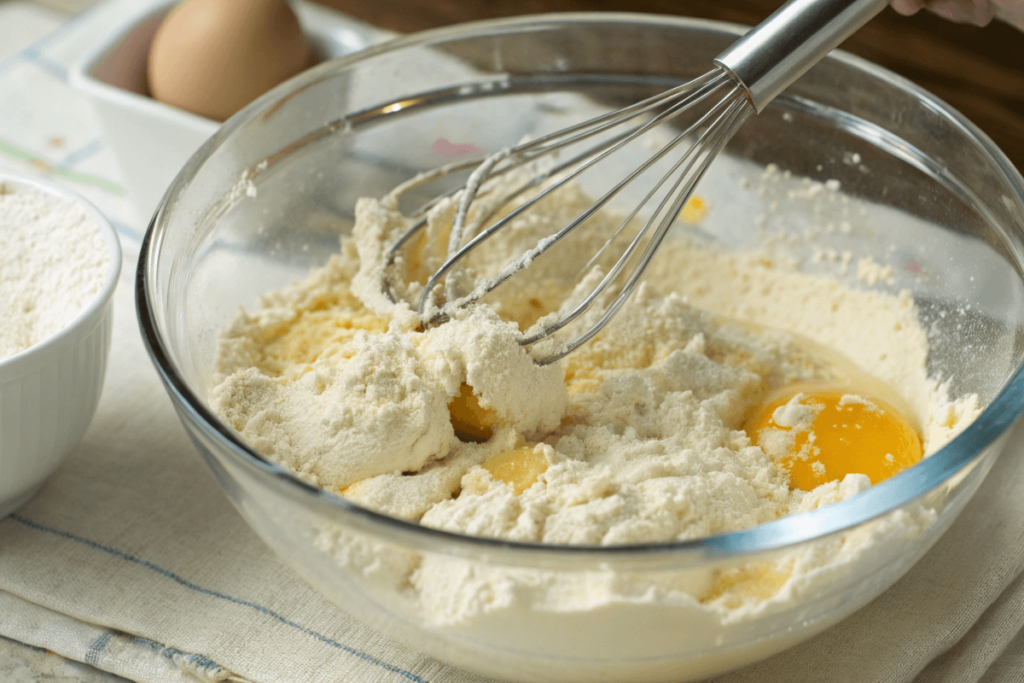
[890,0,928,15]
[924,0,996,25]
[992,0,1024,28]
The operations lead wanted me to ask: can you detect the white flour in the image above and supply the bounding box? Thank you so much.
[0,184,110,361]
[210,167,980,675]
[211,180,974,539]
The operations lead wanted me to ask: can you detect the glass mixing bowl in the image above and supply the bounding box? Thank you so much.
[136,14,1024,683]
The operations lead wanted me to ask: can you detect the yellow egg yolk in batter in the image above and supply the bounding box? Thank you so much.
[482,446,549,494]
[744,384,922,491]
[449,383,496,442]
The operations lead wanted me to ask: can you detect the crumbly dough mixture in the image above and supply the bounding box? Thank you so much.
[0,184,110,361]
[210,173,977,547]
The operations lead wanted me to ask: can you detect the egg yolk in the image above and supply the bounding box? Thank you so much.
[744,384,922,491]
[449,383,495,442]
[482,446,549,494]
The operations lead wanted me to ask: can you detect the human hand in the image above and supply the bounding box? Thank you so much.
[890,0,1024,30]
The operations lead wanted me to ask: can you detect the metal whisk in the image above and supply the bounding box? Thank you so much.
[384,0,889,364]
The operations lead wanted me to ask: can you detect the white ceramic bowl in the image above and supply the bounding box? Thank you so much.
[0,174,121,517]
[68,0,386,225]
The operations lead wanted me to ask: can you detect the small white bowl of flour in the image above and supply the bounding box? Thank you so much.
[0,174,121,516]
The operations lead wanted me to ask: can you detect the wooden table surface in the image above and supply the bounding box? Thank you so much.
[316,0,1024,173]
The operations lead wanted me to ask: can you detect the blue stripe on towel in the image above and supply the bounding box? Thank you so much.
[19,48,68,82]
[111,220,142,242]
[60,138,105,168]
[85,630,113,666]
[9,513,432,683]
[0,1,103,79]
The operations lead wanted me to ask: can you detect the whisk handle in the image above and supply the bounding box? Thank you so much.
[714,0,889,113]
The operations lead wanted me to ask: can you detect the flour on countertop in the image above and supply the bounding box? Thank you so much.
[0,184,110,361]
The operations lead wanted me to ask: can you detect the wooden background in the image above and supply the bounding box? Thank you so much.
[314,0,1024,173]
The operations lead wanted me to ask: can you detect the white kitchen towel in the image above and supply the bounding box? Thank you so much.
[1,3,1024,683]
[0,0,138,237]
[0,591,242,683]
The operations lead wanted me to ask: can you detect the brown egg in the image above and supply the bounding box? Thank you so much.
[148,0,312,122]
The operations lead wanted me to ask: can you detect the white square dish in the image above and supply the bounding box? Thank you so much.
[68,0,387,225]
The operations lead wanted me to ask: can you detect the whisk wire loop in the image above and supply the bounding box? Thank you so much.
[383,70,732,273]
[416,68,738,321]
[520,87,752,349]
[382,0,888,365]
[534,94,754,363]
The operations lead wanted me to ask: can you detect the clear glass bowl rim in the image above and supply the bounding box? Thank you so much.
[136,11,1024,565]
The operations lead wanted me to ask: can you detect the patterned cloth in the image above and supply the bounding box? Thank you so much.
[1,2,1023,682]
